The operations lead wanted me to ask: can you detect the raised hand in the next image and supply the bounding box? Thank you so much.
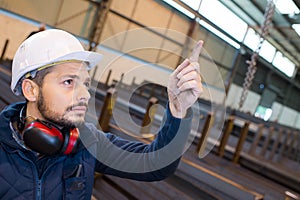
[168,40,203,118]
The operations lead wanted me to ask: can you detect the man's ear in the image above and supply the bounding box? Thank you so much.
[22,79,39,102]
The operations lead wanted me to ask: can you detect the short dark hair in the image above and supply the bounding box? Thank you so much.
[19,67,53,97]
[29,67,53,87]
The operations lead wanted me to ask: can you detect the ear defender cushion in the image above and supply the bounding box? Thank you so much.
[23,121,64,155]
[61,128,80,155]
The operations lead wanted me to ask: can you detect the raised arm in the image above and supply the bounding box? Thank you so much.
[91,41,204,181]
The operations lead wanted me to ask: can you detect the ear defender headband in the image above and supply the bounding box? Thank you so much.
[19,106,80,155]
[23,120,80,155]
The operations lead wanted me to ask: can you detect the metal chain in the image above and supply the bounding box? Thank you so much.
[238,0,276,109]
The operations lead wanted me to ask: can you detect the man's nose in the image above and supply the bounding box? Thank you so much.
[76,85,91,102]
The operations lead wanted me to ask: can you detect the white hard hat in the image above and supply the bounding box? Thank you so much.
[11,29,103,95]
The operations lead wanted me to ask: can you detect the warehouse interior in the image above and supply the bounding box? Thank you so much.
[0,0,300,199]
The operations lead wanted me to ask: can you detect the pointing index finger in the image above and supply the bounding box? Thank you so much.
[189,40,203,63]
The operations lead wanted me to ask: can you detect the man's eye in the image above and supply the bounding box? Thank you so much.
[63,79,73,85]
[84,82,90,87]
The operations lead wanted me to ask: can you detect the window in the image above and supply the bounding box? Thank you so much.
[162,0,195,18]
[244,28,276,63]
[275,0,299,15]
[254,105,272,121]
[244,28,260,51]
[199,0,248,42]
[273,52,296,77]
[292,24,300,37]
[259,40,276,63]
[198,20,240,48]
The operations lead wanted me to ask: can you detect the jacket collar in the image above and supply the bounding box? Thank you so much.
[0,102,26,149]
[0,102,99,152]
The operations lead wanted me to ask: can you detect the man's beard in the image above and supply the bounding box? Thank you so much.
[37,91,87,128]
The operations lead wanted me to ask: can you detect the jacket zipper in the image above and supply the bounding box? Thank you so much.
[16,152,42,200]
[36,179,42,200]
[9,121,43,199]
[17,151,65,199]
[36,156,65,199]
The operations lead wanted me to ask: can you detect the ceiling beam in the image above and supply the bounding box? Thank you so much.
[250,0,300,66]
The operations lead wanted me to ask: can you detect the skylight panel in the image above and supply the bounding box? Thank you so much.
[292,24,300,36]
[162,0,195,18]
[199,0,248,42]
[199,20,240,49]
[244,28,260,51]
[259,40,276,63]
[273,51,296,77]
[275,0,299,15]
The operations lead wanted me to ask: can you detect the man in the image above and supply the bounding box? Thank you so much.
[0,29,203,199]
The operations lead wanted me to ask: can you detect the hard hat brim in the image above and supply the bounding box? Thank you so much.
[52,50,103,70]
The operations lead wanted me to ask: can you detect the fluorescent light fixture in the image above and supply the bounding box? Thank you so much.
[275,0,299,15]
[162,0,195,18]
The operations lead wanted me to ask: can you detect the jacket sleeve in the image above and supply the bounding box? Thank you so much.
[91,103,192,181]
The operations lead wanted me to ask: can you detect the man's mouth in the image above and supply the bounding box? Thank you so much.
[70,106,87,113]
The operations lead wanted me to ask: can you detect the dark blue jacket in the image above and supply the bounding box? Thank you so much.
[0,102,191,200]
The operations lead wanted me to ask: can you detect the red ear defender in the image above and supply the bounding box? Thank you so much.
[61,128,80,155]
[23,120,80,155]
